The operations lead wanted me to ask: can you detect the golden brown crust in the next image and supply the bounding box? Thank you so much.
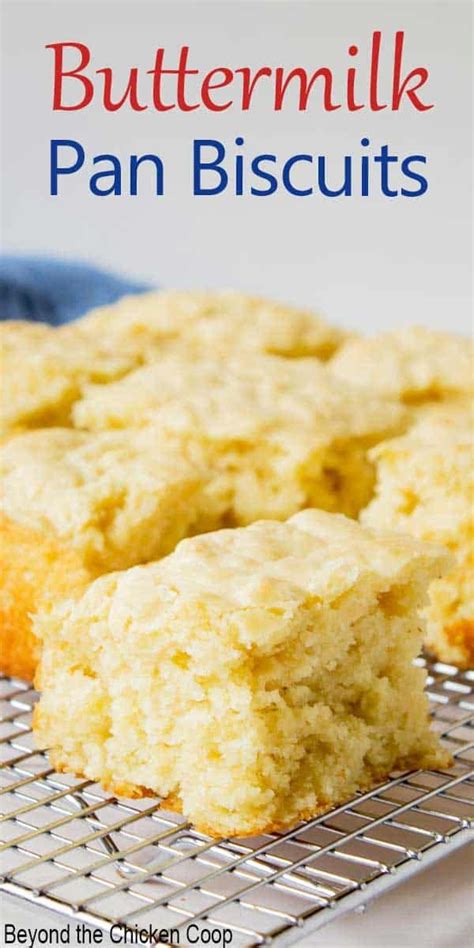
[444,618,474,669]
[44,746,452,840]
[0,514,89,680]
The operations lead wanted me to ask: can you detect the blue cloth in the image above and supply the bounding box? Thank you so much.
[0,256,150,326]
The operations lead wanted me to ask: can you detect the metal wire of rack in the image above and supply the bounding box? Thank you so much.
[1,657,473,947]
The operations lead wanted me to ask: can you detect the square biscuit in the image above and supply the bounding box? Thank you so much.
[0,426,221,679]
[34,509,450,838]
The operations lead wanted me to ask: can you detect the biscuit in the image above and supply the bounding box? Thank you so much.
[33,510,450,838]
[73,352,406,522]
[0,426,221,678]
[330,326,473,406]
[361,412,473,667]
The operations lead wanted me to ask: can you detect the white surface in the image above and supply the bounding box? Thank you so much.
[1,0,472,334]
[1,844,473,947]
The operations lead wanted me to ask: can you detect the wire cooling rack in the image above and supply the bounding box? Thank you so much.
[1,658,473,947]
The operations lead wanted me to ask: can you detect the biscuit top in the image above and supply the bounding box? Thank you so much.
[76,289,347,360]
[73,350,405,441]
[0,427,208,568]
[72,510,448,639]
[330,326,473,401]
[1,291,346,436]
[1,426,204,516]
[1,423,200,480]
[369,410,473,466]
[1,319,134,384]
[0,319,137,436]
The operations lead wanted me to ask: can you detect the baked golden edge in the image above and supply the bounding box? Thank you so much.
[36,742,451,839]
[0,513,89,680]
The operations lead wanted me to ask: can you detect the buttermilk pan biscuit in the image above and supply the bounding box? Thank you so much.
[74,351,406,523]
[34,510,450,838]
[0,426,220,679]
[362,411,473,668]
[330,326,473,409]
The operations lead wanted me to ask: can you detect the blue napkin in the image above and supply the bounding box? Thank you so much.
[0,256,150,326]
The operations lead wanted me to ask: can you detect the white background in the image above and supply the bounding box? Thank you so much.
[1,0,472,334]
